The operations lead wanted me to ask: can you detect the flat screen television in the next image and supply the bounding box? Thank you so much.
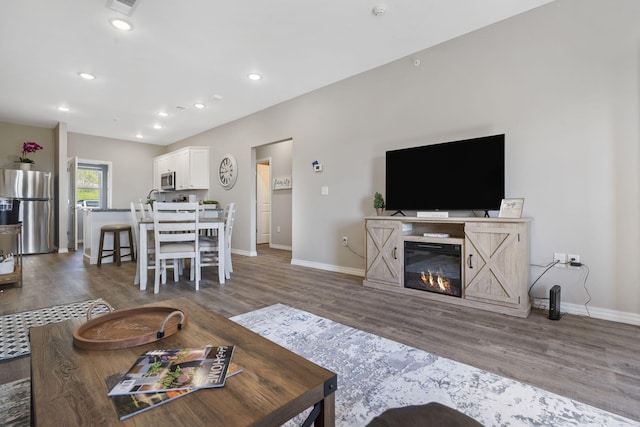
[385,134,505,213]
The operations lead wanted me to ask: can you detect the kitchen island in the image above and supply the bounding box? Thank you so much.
[82,208,133,265]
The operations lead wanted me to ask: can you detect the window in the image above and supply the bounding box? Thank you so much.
[76,163,108,209]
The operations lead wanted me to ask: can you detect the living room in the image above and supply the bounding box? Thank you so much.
[0,0,639,425]
[2,0,638,323]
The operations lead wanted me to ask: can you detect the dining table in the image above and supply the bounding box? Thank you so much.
[136,217,226,291]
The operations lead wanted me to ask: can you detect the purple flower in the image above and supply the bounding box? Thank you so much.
[18,141,43,163]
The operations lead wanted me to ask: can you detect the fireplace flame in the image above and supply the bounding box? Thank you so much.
[420,269,451,293]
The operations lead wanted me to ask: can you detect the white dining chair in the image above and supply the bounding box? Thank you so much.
[199,202,235,281]
[152,201,200,294]
[130,202,159,285]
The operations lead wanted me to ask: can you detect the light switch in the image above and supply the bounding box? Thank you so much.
[321,186,329,195]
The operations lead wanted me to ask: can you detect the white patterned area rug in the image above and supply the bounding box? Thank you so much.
[0,298,110,362]
[230,304,639,427]
[0,378,29,427]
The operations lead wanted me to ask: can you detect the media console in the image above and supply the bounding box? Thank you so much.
[364,216,532,318]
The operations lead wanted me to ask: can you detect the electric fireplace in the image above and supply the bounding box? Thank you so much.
[404,241,462,297]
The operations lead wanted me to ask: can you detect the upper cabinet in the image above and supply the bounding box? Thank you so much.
[153,146,210,191]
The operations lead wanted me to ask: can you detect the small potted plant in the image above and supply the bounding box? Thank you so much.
[16,141,43,170]
[374,192,385,216]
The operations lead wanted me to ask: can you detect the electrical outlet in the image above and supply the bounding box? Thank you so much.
[342,236,348,246]
[553,253,567,268]
[568,254,581,267]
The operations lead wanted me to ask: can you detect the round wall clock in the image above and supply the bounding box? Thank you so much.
[218,153,238,189]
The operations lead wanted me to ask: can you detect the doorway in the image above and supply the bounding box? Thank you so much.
[252,138,292,255]
[68,158,112,250]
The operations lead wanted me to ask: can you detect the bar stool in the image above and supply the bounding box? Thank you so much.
[98,224,135,266]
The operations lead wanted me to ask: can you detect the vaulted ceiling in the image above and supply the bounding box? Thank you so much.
[0,0,554,145]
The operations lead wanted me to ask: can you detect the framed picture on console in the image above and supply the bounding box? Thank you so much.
[498,198,524,218]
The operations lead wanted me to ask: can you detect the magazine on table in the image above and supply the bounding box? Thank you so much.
[106,362,243,420]
[107,345,235,396]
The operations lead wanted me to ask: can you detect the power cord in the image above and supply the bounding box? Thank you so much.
[528,260,560,299]
[580,263,591,317]
[344,242,364,259]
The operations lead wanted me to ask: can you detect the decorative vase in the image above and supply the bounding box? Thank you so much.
[376,208,383,216]
[18,163,32,171]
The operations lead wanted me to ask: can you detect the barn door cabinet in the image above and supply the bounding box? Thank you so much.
[364,219,402,286]
[363,216,531,317]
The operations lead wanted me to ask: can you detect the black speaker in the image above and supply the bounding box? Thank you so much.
[549,285,561,320]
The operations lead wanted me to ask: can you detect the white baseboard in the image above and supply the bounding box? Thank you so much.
[270,243,292,251]
[533,299,640,326]
[231,248,255,257]
[290,258,365,277]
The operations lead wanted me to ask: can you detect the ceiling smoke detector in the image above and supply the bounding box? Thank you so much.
[372,5,385,16]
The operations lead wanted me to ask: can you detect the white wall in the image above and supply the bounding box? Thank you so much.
[171,0,640,321]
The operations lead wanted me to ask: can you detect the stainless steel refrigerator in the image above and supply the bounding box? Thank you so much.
[0,169,54,254]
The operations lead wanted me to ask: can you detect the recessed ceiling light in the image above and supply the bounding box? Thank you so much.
[247,73,262,81]
[212,94,223,101]
[153,124,162,129]
[58,106,70,112]
[158,112,168,117]
[78,72,96,80]
[194,103,206,109]
[110,18,132,31]
[135,133,143,139]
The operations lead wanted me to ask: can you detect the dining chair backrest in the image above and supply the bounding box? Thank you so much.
[152,202,200,293]
[224,203,236,244]
[129,202,141,247]
[131,201,156,268]
[152,202,200,243]
[223,202,235,277]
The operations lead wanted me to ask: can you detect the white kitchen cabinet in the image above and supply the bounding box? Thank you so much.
[153,146,210,191]
[153,154,174,190]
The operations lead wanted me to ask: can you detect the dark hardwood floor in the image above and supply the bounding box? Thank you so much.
[1,245,638,422]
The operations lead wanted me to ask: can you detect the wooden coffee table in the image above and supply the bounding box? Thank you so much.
[30,297,337,426]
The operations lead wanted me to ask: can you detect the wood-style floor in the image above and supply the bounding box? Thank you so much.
[0,245,638,422]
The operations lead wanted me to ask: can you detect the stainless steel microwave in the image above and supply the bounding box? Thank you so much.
[160,171,175,190]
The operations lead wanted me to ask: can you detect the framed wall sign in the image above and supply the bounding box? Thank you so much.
[273,176,292,190]
[498,198,525,218]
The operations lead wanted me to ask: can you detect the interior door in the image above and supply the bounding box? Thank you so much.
[67,156,78,251]
[256,162,271,244]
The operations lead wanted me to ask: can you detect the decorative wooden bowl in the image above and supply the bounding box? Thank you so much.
[72,302,188,350]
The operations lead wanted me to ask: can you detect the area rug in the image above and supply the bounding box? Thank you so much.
[230,304,639,427]
[0,298,110,362]
[0,378,29,427]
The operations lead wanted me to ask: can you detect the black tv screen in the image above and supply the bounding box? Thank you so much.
[385,134,505,212]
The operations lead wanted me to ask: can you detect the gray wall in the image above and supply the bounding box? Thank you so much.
[68,133,164,208]
[0,121,55,173]
[171,0,640,321]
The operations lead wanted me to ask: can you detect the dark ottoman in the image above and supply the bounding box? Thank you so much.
[366,402,483,427]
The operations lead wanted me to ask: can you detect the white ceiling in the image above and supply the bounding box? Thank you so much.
[0,0,554,146]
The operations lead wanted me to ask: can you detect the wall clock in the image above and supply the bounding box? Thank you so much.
[218,153,238,189]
